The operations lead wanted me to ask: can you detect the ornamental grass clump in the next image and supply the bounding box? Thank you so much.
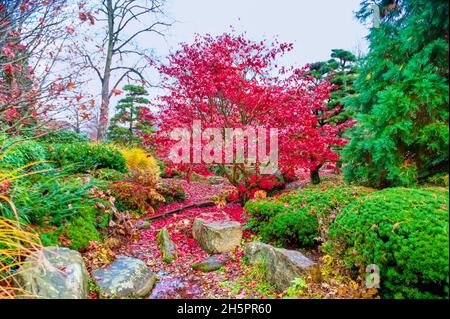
[0,217,42,299]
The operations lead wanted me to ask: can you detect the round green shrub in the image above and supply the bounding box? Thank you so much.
[46,142,127,174]
[260,206,318,246]
[245,184,372,247]
[40,215,100,251]
[328,187,449,299]
[33,129,91,144]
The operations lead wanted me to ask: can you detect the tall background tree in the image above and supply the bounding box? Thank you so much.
[107,84,152,145]
[75,0,172,141]
[342,0,449,187]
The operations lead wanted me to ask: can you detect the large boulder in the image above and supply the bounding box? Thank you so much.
[244,242,316,291]
[17,247,89,299]
[192,218,242,253]
[92,256,157,298]
[157,227,177,262]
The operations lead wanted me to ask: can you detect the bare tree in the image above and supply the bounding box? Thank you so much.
[76,0,172,140]
[0,0,90,135]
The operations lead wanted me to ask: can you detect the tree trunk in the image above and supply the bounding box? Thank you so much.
[74,114,80,133]
[97,79,110,140]
[310,164,323,185]
[129,98,134,134]
[96,0,114,141]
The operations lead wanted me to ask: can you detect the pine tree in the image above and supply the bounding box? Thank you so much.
[107,84,153,146]
[307,49,358,184]
[342,0,449,188]
[309,49,358,126]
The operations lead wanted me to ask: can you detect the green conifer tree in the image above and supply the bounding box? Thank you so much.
[342,0,449,187]
[307,49,357,184]
[107,85,153,146]
[309,49,358,126]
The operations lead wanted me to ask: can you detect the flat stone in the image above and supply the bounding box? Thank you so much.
[92,256,156,298]
[244,242,316,291]
[136,220,150,230]
[136,220,151,230]
[193,218,242,253]
[192,255,230,272]
[17,247,89,299]
[189,172,211,184]
[207,176,226,184]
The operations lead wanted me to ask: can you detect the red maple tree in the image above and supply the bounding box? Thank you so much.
[143,33,351,199]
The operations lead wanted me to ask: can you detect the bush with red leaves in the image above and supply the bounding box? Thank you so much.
[109,180,164,215]
[233,174,284,202]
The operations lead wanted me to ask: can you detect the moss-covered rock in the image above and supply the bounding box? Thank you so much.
[92,256,157,298]
[192,255,230,272]
[157,227,178,262]
[17,247,89,299]
[244,241,316,291]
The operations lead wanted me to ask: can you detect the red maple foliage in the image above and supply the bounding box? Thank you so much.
[143,33,351,198]
[237,174,284,200]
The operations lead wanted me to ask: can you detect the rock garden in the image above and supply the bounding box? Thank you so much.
[1,0,448,300]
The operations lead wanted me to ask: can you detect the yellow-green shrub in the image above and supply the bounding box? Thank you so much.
[119,148,160,178]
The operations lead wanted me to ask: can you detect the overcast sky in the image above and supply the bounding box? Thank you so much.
[158,0,369,67]
[72,0,370,128]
